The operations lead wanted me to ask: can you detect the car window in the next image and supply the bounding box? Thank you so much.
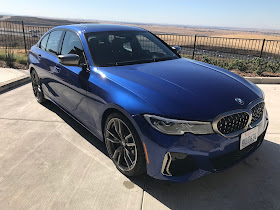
[40,33,49,51]
[85,31,179,67]
[46,30,64,55]
[61,31,85,63]
[136,35,165,54]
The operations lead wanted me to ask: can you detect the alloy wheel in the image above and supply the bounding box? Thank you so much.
[31,72,41,100]
[105,118,137,171]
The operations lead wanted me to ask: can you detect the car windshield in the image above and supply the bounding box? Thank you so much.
[85,30,179,67]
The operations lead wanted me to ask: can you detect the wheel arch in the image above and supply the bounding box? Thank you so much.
[101,108,123,136]
[100,104,143,143]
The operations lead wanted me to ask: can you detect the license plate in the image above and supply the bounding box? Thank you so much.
[240,126,258,150]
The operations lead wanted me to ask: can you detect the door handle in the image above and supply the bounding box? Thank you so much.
[55,65,61,73]
[38,54,42,60]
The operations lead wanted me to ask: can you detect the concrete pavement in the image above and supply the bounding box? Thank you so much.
[0,68,29,84]
[0,84,279,209]
[0,68,30,92]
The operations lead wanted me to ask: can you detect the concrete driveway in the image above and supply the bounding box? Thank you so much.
[0,84,279,210]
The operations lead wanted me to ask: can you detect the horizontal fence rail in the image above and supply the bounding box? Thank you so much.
[157,34,280,62]
[0,20,280,74]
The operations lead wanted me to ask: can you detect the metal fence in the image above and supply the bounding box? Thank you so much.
[1,20,280,64]
[157,34,280,62]
[0,21,51,54]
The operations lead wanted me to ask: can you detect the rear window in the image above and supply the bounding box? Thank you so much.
[40,34,49,51]
[46,30,64,55]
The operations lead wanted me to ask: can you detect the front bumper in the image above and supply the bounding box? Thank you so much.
[132,109,269,182]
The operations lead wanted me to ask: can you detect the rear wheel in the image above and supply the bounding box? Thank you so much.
[31,70,46,104]
[104,113,146,176]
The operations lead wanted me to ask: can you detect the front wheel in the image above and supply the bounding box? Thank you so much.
[104,113,146,176]
[31,70,46,104]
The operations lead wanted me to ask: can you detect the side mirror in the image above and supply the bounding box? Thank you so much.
[172,46,181,53]
[58,54,80,66]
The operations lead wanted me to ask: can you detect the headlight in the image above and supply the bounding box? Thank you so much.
[144,114,214,135]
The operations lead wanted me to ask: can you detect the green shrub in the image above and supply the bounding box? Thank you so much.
[0,51,28,67]
[184,54,280,75]
[227,59,248,71]
[251,57,266,75]
[4,53,16,68]
[15,55,28,65]
[201,55,211,64]
[266,61,280,73]
[0,53,5,60]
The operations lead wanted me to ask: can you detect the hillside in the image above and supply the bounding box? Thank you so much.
[1,15,94,27]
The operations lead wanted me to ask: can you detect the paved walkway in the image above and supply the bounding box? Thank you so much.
[0,84,279,209]
[0,68,29,84]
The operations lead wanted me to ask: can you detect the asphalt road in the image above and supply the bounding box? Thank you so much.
[0,83,279,209]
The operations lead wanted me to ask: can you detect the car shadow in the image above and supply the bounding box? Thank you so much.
[135,138,280,209]
[42,101,108,155]
[42,101,280,209]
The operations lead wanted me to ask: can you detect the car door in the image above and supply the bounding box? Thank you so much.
[33,33,58,98]
[41,30,65,99]
[53,30,90,125]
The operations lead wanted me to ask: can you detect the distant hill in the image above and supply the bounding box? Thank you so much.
[0,15,97,27]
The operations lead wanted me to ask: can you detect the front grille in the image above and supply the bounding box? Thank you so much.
[217,112,249,135]
[250,102,264,125]
[210,129,266,170]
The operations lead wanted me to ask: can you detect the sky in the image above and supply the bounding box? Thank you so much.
[0,0,279,29]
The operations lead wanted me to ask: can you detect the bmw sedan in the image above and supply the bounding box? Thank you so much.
[28,24,268,182]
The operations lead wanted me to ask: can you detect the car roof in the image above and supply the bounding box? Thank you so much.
[54,24,146,33]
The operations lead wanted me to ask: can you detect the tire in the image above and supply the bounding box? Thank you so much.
[31,69,46,104]
[104,112,146,176]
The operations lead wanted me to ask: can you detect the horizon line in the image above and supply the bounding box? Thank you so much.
[1,13,280,32]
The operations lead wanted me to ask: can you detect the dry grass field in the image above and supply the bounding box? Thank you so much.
[100,21,280,39]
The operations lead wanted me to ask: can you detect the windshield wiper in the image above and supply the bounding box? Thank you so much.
[153,56,176,62]
[100,56,177,67]
[104,58,155,66]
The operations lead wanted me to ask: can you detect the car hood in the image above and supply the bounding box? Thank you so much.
[97,58,263,121]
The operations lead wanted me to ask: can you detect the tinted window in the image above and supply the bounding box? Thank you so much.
[61,31,85,63]
[85,31,178,67]
[136,35,165,54]
[40,34,49,51]
[46,30,64,55]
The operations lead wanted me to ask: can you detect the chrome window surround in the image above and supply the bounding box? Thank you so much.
[212,98,265,138]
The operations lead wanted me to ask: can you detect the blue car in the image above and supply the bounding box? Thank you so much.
[28,24,268,182]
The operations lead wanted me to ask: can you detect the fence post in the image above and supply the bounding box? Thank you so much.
[21,21,27,54]
[192,35,197,59]
[259,39,265,58]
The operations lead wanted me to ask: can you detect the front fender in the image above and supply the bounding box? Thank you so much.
[86,69,162,139]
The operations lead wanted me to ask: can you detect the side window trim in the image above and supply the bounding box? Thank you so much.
[57,29,66,55]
